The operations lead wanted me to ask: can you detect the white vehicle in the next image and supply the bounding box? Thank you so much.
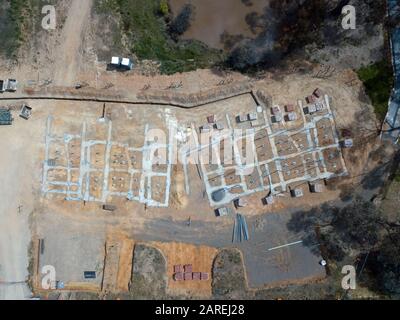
[110,56,134,70]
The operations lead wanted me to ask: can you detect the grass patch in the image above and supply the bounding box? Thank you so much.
[394,167,400,183]
[96,0,223,74]
[0,0,51,60]
[0,0,28,59]
[128,244,167,299]
[357,60,394,121]
[212,249,248,299]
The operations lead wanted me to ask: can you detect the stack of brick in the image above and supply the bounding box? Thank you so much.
[172,264,210,281]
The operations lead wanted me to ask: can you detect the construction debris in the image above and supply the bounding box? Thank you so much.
[207,115,216,124]
[285,104,295,112]
[306,95,316,104]
[313,88,323,98]
[172,264,208,282]
[236,114,248,123]
[271,105,281,115]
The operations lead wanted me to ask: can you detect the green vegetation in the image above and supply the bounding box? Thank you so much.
[394,167,400,183]
[159,0,169,16]
[212,249,248,298]
[0,0,28,58]
[289,198,400,296]
[0,0,51,59]
[96,0,223,74]
[357,60,394,121]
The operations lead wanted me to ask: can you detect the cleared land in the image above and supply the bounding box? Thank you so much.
[0,58,384,297]
[0,0,388,299]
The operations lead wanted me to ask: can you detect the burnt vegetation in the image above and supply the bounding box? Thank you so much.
[169,4,194,40]
[226,0,386,72]
[288,198,400,296]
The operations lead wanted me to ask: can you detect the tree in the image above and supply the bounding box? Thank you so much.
[287,198,384,261]
[330,197,383,252]
[169,4,194,38]
[374,230,400,295]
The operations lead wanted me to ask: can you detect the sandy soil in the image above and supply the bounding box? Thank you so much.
[0,106,44,299]
[53,0,93,86]
[150,241,218,297]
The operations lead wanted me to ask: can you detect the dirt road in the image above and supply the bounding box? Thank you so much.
[0,117,39,299]
[53,0,93,86]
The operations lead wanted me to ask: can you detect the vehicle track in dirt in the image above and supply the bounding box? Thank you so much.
[53,0,93,86]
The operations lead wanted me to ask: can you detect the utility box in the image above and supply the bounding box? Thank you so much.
[4,79,17,92]
[20,104,32,120]
[0,108,13,125]
[263,195,274,205]
[290,188,304,198]
[0,79,17,92]
[247,112,258,121]
[215,207,229,217]
[84,271,96,279]
[271,105,281,115]
[310,183,324,193]
[286,112,297,122]
[102,204,117,212]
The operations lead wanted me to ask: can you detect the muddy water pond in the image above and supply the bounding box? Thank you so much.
[169,0,270,50]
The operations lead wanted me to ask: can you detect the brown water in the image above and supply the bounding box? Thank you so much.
[169,0,270,49]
